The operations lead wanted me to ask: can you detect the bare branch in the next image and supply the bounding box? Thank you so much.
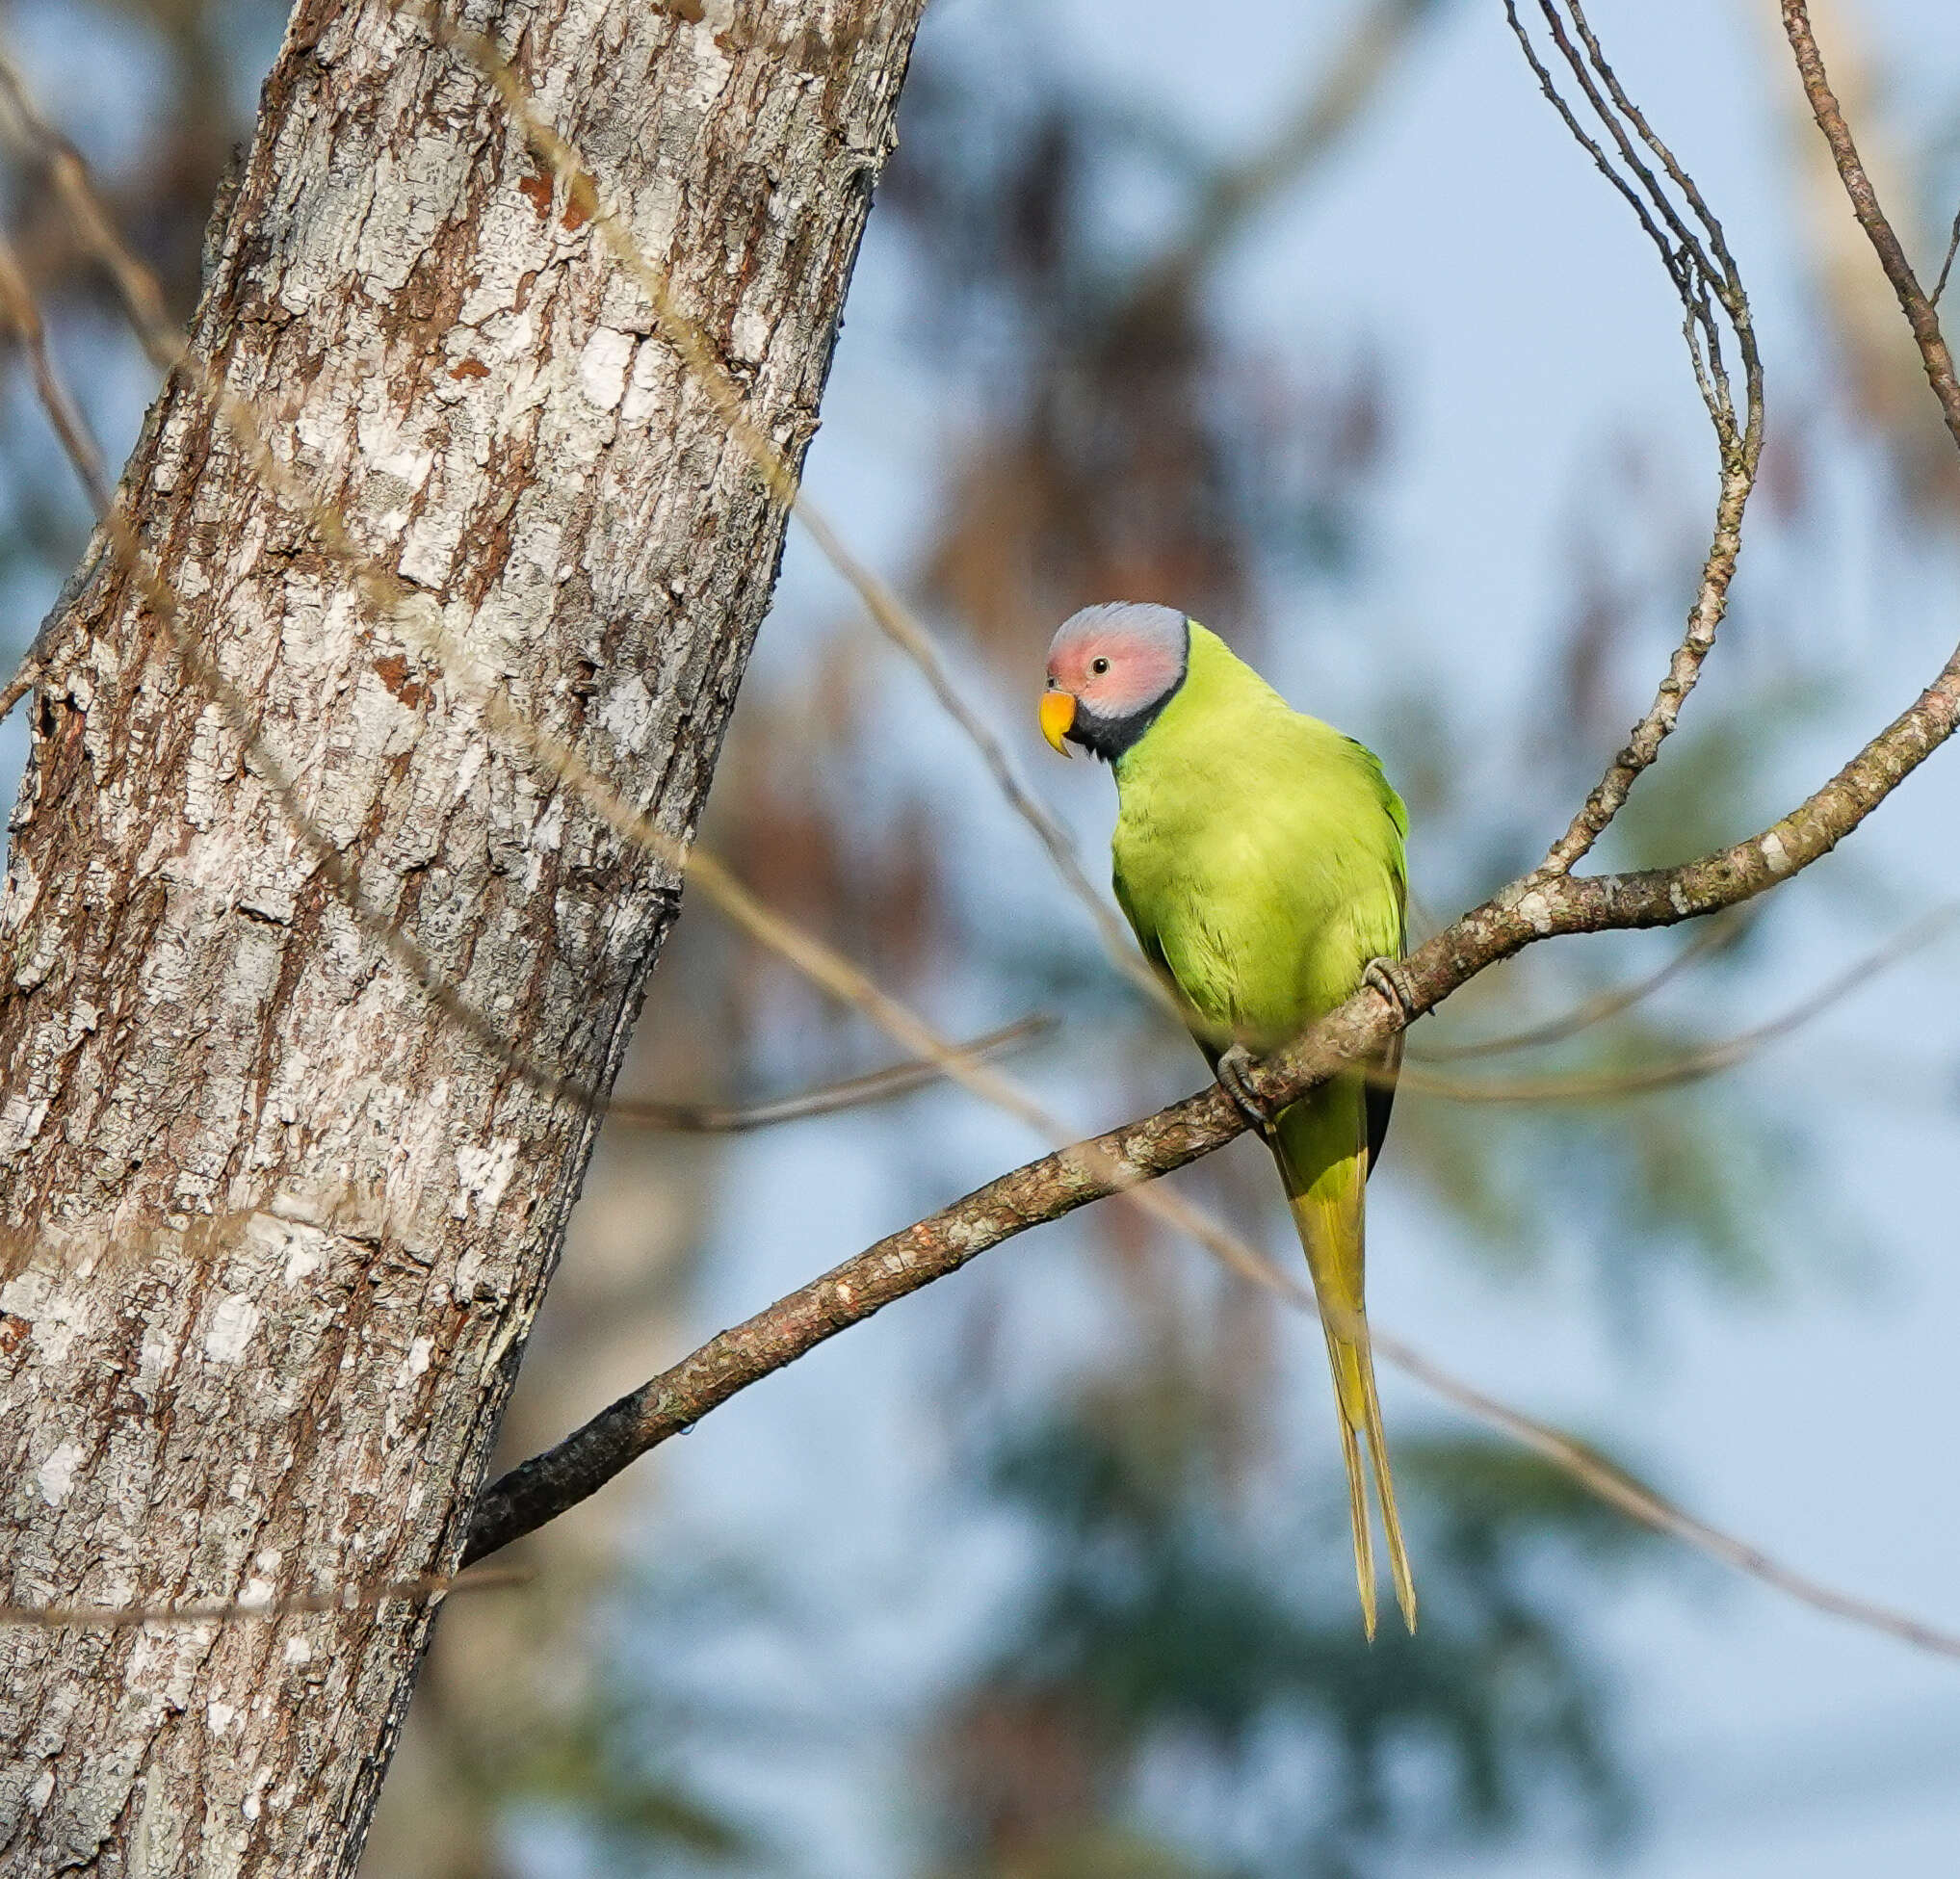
[1508,0,1765,877]
[464,950,1960,1665]
[464,629,1960,1562]
[0,227,111,510]
[1413,912,1748,1061]
[1932,198,1960,310]
[609,1015,1055,1132]
[1781,2,1960,451]
[1372,1330,1960,1661]
[1398,904,1957,1101]
[0,659,38,725]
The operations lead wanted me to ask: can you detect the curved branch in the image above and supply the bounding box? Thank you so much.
[1412,912,1747,1060]
[1781,0,1960,450]
[0,228,110,510]
[1372,1330,1960,1660]
[608,1016,1055,1132]
[1508,0,1766,877]
[1397,905,1956,1102]
[465,643,1960,1562]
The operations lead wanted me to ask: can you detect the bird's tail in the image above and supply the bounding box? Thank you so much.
[1275,1080,1416,1640]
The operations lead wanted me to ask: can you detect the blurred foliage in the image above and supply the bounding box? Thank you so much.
[926,1379,1649,1879]
[451,1692,752,1878]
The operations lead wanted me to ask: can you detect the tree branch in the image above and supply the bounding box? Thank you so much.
[1508,0,1764,877]
[1781,0,1960,450]
[465,652,1960,1563]
[1412,911,1747,1060]
[1372,1329,1960,1660]
[0,226,110,511]
[607,1015,1055,1132]
[1397,905,1956,1101]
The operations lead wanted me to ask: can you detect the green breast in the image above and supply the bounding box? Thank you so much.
[1109,626,1406,1054]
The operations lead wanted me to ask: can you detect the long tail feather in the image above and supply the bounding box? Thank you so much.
[1361,1346,1417,1631]
[1276,1076,1417,1635]
[1329,1335,1379,1641]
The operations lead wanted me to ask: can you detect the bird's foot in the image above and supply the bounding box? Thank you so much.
[1363,956,1419,1028]
[1216,1044,1276,1131]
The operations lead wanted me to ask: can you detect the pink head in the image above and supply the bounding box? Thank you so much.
[1040,602,1190,762]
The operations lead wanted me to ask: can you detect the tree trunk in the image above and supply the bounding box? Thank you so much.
[0,0,922,1868]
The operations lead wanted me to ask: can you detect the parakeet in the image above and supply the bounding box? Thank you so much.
[1040,602,1416,1636]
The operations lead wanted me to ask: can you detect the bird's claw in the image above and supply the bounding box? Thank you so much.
[1216,1044,1276,1131]
[1363,956,1419,1028]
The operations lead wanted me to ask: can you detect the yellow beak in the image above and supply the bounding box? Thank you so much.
[1040,689,1077,756]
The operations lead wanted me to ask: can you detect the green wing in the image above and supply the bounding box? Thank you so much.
[1340,734,1407,1180]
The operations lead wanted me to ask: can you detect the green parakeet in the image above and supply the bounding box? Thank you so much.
[1040,602,1415,1637]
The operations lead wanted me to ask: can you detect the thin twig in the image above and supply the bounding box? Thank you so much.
[1508,0,1765,878]
[0,215,113,724]
[0,227,111,510]
[0,658,38,724]
[1781,1,1960,450]
[1372,1331,1960,1661]
[610,1014,1055,1132]
[1398,905,1956,1101]
[1931,200,1960,309]
[1413,913,1747,1061]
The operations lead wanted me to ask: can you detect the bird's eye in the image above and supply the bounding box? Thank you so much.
[1090,657,1110,676]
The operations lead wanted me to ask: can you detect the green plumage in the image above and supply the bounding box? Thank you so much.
[1108,624,1415,1635]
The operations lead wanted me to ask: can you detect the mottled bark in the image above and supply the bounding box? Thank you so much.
[0,0,922,1870]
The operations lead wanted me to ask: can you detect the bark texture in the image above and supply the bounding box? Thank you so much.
[0,0,922,1869]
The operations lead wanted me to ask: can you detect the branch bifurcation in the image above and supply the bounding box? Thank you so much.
[464,2,1960,1674]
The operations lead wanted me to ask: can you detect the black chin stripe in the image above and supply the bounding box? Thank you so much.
[1069,698,1169,763]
